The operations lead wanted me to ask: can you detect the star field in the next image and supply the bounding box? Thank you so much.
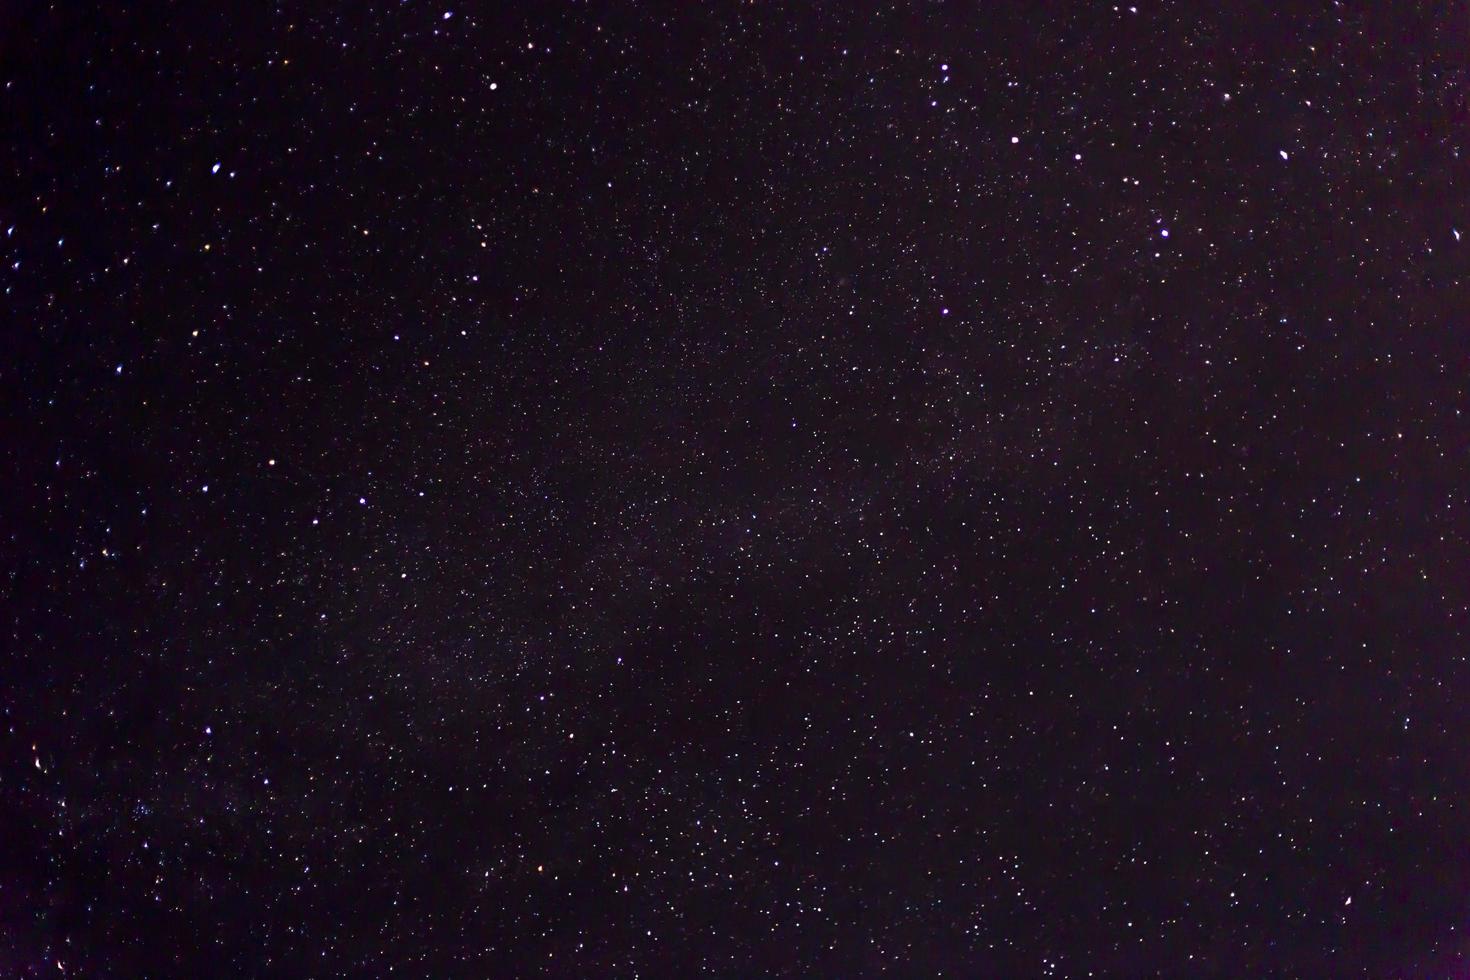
[6,2,1470,976]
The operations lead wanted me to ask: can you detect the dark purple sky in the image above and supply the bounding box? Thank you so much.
[5,2,1470,976]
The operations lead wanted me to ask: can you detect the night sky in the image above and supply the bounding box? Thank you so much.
[5,2,1470,976]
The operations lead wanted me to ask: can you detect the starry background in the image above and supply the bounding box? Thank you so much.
[5,1,1470,976]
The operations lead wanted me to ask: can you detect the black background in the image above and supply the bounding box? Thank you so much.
[6,1,1470,976]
